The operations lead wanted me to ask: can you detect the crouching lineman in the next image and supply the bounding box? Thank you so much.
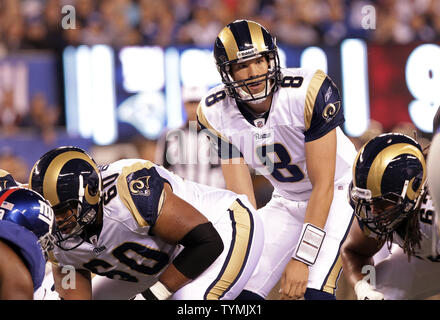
[28,146,263,300]
[0,184,56,299]
[341,133,440,300]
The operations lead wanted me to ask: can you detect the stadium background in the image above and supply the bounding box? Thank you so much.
[0,0,439,300]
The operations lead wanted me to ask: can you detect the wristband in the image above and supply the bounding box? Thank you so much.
[293,223,326,266]
[141,281,173,300]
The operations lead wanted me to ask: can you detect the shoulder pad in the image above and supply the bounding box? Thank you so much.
[117,161,167,227]
[304,70,344,142]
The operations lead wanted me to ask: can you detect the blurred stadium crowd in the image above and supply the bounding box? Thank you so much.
[0,0,440,55]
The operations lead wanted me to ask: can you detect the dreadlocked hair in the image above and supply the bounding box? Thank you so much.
[383,190,427,261]
[401,204,422,259]
[422,144,430,158]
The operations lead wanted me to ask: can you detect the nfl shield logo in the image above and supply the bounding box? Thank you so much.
[254,118,265,128]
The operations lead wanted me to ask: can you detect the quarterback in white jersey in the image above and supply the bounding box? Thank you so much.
[29,146,263,300]
[342,133,440,300]
[197,20,357,299]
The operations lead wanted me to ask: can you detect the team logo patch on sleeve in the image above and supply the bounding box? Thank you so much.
[129,175,151,197]
[121,165,166,227]
[322,101,341,122]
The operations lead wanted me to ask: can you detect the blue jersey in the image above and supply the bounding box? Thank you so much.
[0,220,46,291]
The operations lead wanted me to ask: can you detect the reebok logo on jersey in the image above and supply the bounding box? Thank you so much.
[325,85,332,102]
[254,132,271,140]
[93,245,107,255]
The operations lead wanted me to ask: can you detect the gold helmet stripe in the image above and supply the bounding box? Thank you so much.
[366,143,426,199]
[0,169,11,178]
[247,21,266,52]
[42,151,101,206]
[218,27,239,61]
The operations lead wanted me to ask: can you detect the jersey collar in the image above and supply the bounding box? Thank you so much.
[236,100,271,128]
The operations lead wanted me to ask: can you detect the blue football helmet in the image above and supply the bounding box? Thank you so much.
[350,133,426,236]
[0,187,55,258]
[214,19,281,103]
[29,146,102,250]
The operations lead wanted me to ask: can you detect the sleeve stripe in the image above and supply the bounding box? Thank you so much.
[196,103,232,145]
[304,69,327,131]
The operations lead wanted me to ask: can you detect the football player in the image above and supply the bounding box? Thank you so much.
[28,146,263,300]
[155,85,225,188]
[341,133,440,300]
[0,186,55,299]
[197,19,357,300]
[428,106,440,252]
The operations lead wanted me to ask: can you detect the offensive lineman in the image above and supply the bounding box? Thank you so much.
[197,20,357,300]
[29,146,263,300]
[342,133,440,299]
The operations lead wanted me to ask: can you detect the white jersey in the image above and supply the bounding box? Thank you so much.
[155,124,226,189]
[370,193,440,300]
[197,68,357,200]
[52,159,263,299]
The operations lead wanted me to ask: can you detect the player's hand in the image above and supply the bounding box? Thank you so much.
[279,259,309,300]
[354,279,384,300]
